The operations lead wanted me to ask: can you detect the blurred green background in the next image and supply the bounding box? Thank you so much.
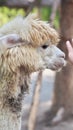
[0,6,60,29]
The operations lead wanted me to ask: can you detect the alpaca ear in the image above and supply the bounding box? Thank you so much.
[0,34,24,55]
[0,34,23,48]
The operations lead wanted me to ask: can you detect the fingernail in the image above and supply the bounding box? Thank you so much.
[66,41,70,44]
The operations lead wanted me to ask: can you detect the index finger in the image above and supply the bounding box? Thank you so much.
[66,41,73,52]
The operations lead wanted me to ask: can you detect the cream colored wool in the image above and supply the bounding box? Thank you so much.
[0,14,59,47]
[0,14,65,130]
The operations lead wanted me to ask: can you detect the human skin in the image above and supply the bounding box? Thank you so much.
[66,39,73,64]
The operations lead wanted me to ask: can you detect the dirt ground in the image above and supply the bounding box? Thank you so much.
[21,103,73,130]
[21,70,73,130]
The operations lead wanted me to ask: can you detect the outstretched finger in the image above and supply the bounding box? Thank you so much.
[66,41,73,52]
[72,39,73,46]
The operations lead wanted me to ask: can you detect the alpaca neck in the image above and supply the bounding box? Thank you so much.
[0,106,21,130]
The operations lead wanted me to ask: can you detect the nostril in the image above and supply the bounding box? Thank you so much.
[60,53,65,58]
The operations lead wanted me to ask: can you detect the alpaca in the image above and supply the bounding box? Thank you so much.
[0,14,65,130]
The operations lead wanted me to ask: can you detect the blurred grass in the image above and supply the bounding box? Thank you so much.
[0,6,60,29]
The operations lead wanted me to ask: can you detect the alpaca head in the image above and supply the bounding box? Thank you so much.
[0,14,66,73]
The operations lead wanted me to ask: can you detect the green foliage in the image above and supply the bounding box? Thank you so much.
[0,7,25,26]
[41,7,51,21]
[41,7,60,29]
[0,6,60,29]
[32,7,38,14]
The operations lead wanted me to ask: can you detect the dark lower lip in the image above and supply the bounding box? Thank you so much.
[50,63,64,71]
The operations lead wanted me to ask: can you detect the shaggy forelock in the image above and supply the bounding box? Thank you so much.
[0,14,59,47]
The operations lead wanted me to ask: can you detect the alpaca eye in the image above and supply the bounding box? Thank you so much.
[42,45,49,49]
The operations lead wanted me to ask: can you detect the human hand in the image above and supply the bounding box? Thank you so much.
[66,39,73,64]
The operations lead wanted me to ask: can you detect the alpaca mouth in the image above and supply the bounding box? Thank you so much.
[50,60,66,71]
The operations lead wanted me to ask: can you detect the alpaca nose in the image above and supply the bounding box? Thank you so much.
[59,52,65,58]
